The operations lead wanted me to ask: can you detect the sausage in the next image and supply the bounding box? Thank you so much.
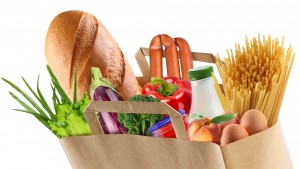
[175,37,194,80]
[149,35,163,78]
[161,34,180,78]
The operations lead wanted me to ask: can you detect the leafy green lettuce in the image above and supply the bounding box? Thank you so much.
[2,65,92,138]
[49,93,91,138]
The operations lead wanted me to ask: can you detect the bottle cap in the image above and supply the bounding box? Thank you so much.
[188,65,214,81]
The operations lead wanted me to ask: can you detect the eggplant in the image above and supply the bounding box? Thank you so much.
[91,67,127,134]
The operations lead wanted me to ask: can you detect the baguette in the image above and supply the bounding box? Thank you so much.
[45,10,141,100]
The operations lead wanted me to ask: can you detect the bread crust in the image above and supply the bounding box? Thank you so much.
[45,10,140,100]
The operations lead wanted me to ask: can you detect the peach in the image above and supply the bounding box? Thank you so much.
[188,118,221,144]
[220,112,240,131]
[192,123,221,144]
[187,118,207,140]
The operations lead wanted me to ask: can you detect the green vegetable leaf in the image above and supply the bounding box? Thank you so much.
[118,95,162,136]
[36,75,56,120]
[13,109,47,120]
[189,114,204,120]
[73,73,77,104]
[74,93,90,114]
[66,111,91,136]
[211,113,238,124]
[7,91,51,129]
[50,83,60,105]
[50,93,91,138]
[54,104,69,122]
[2,65,92,138]
[2,78,50,121]
[22,76,50,119]
[46,65,71,105]
[49,121,69,138]
[36,116,52,130]
[90,67,118,94]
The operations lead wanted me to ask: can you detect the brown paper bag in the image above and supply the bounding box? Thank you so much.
[60,48,293,169]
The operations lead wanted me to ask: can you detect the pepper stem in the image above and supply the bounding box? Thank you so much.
[91,67,118,94]
[151,77,178,96]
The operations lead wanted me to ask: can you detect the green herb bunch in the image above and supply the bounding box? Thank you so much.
[2,65,91,138]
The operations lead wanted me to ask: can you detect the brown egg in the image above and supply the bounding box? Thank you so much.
[240,109,268,135]
[220,124,249,146]
[220,112,240,131]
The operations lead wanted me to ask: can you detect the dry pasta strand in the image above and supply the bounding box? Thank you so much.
[213,34,294,126]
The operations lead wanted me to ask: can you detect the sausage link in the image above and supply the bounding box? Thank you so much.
[175,37,194,80]
[149,35,163,78]
[161,34,180,78]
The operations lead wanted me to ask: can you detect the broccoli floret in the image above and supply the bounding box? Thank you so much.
[128,95,160,102]
[118,95,163,136]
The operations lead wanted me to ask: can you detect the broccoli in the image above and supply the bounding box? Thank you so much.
[118,95,163,136]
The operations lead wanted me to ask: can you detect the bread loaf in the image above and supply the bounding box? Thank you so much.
[45,10,141,100]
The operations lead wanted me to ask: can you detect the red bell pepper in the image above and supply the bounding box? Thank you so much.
[142,76,192,115]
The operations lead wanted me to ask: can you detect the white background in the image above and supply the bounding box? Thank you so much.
[0,0,299,168]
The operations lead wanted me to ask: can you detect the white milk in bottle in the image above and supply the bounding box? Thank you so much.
[188,65,224,123]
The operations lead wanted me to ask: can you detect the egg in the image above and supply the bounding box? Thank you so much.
[220,124,249,146]
[220,112,240,131]
[240,109,268,135]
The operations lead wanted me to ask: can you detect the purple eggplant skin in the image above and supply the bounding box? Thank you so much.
[93,86,127,134]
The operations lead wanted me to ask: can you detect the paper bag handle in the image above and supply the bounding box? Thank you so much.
[84,101,189,140]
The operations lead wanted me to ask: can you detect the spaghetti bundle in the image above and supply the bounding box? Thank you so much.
[213,34,294,126]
